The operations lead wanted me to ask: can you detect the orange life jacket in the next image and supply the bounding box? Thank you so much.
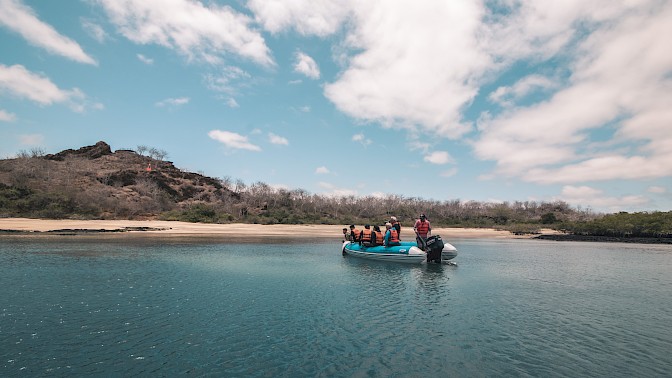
[389,229,400,243]
[415,220,430,236]
[361,228,372,242]
[372,231,384,245]
[351,229,361,241]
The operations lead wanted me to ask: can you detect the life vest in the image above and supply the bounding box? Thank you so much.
[361,228,372,242]
[351,229,361,241]
[389,229,400,243]
[415,220,430,236]
[372,231,384,245]
[392,222,401,240]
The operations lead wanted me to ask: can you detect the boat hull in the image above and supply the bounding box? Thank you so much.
[342,242,427,263]
[342,240,458,263]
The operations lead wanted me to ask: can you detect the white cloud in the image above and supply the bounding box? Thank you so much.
[137,53,154,65]
[0,0,96,65]
[0,64,94,112]
[474,1,672,185]
[557,185,649,211]
[352,133,371,146]
[648,186,667,194]
[293,51,320,79]
[318,181,357,197]
[424,151,454,165]
[488,74,558,107]
[324,1,487,139]
[155,97,189,107]
[204,66,251,95]
[96,0,273,66]
[315,166,330,174]
[0,109,16,122]
[19,133,44,145]
[299,106,310,113]
[226,98,239,108]
[81,19,108,43]
[268,132,289,145]
[208,130,261,151]
[440,168,458,178]
[248,0,350,36]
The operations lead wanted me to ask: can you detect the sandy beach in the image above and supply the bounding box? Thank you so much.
[0,218,553,239]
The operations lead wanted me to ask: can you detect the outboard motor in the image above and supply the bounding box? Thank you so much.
[425,235,444,263]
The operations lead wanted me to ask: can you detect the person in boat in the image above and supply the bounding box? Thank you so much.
[342,227,350,241]
[360,224,373,246]
[349,224,361,242]
[413,213,432,250]
[390,216,401,240]
[371,225,385,246]
[384,222,401,247]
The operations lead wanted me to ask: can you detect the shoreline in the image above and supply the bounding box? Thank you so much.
[0,218,544,239]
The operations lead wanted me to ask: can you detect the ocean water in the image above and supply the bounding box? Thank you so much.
[1,236,671,377]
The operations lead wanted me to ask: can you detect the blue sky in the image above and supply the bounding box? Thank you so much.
[1,0,671,213]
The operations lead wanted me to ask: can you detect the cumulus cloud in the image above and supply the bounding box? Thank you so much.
[0,109,16,122]
[315,166,330,174]
[0,64,96,112]
[0,0,97,65]
[248,0,350,36]
[293,51,320,79]
[268,132,289,145]
[155,97,189,107]
[208,130,261,151]
[96,0,273,66]
[424,151,454,165]
[557,185,649,211]
[474,1,672,185]
[324,1,487,139]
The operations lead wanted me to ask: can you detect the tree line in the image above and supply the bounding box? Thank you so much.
[1,144,669,240]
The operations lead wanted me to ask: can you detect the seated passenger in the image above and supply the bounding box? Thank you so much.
[360,224,373,246]
[371,225,385,246]
[384,222,401,247]
[349,224,361,243]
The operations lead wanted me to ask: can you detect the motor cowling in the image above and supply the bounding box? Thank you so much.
[425,235,444,263]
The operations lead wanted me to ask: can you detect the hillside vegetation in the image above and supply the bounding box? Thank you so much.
[1,142,670,240]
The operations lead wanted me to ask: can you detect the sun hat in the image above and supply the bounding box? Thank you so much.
[385,222,392,228]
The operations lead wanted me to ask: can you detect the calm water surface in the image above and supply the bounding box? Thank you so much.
[1,236,671,377]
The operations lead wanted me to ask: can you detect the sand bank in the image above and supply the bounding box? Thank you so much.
[0,218,556,239]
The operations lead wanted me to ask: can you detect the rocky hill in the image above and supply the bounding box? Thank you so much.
[0,142,239,219]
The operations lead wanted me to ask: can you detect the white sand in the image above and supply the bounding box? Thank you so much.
[0,218,559,239]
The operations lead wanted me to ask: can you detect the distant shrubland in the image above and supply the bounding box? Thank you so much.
[1,142,669,241]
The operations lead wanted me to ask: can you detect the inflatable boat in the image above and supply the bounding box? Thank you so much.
[341,235,457,264]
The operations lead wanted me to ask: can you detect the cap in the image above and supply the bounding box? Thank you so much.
[420,213,426,218]
[385,222,392,228]
[390,216,397,221]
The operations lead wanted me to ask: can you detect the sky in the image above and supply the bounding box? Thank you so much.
[1,0,671,213]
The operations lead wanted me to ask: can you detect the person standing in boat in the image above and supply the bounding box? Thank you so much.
[389,216,401,240]
[384,222,401,247]
[413,213,432,250]
[349,224,362,242]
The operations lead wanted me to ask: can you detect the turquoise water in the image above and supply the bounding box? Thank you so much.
[1,237,671,377]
